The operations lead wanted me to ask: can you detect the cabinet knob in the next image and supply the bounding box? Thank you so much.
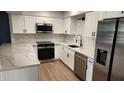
[67,53,69,57]
[23,29,27,33]
[65,30,67,34]
[92,32,95,36]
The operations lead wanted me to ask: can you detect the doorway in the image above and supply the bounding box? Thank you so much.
[0,11,11,44]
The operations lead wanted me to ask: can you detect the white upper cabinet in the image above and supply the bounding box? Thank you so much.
[97,11,106,21]
[52,18,64,34]
[44,17,52,24]
[64,17,71,34]
[36,17,52,24]
[104,11,124,19]
[11,15,25,34]
[97,11,124,20]
[11,14,36,34]
[36,17,44,23]
[24,16,36,33]
[76,20,85,35]
[36,16,44,23]
[84,12,98,38]
[64,17,76,34]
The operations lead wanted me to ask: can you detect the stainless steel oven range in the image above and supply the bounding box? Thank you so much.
[36,41,54,62]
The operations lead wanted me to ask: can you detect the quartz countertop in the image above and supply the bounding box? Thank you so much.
[54,42,95,59]
[0,43,40,71]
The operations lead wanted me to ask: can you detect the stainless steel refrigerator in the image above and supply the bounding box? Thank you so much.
[93,18,124,81]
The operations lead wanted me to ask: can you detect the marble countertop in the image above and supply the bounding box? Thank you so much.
[0,43,40,71]
[54,42,95,59]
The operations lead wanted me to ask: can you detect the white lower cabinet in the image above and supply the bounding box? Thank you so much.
[86,58,94,81]
[58,46,66,63]
[55,45,94,80]
[63,47,75,71]
[61,46,75,71]
[0,65,39,81]
[55,45,75,71]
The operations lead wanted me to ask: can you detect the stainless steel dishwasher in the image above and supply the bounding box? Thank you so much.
[74,52,87,80]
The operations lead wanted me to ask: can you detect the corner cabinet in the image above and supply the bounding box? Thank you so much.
[11,14,36,34]
[63,17,77,34]
[84,12,98,38]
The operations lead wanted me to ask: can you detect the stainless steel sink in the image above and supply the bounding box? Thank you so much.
[68,45,79,48]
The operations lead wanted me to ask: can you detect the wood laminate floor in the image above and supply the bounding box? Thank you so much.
[39,60,80,81]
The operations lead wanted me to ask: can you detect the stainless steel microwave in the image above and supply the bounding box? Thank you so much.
[36,23,53,33]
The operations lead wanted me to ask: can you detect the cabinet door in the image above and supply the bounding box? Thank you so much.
[1,66,39,81]
[55,44,62,59]
[105,11,124,19]
[25,16,36,33]
[64,17,71,34]
[52,18,64,34]
[36,16,44,23]
[61,46,68,64]
[66,49,75,71]
[63,47,75,71]
[76,20,85,35]
[97,11,106,21]
[44,17,52,24]
[84,12,98,38]
[11,15,25,33]
[70,18,77,35]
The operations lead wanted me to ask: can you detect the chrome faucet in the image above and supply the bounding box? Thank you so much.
[76,34,83,46]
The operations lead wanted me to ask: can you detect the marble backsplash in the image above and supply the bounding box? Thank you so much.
[11,33,95,50]
[11,33,66,44]
[63,34,76,43]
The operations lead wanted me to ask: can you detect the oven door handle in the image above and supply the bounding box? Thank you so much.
[38,46,54,49]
